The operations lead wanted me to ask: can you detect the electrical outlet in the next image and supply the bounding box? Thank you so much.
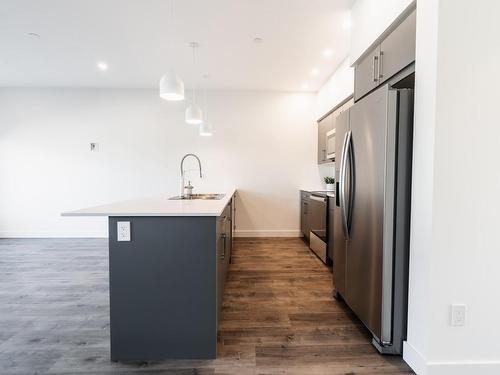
[450,304,466,326]
[117,221,131,242]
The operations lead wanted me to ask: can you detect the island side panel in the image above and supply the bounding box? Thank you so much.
[108,216,217,360]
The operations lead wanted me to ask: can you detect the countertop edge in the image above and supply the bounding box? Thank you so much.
[61,189,236,217]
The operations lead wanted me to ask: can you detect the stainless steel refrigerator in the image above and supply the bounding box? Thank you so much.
[333,84,413,355]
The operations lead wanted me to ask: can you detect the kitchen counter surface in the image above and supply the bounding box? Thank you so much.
[61,189,236,217]
[300,189,335,198]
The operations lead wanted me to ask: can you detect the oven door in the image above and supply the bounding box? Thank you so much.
[309,194,327,262]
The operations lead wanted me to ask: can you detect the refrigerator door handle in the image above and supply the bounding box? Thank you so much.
[340,130,352,240]
[339,131,349,238]
[346,130,354,238]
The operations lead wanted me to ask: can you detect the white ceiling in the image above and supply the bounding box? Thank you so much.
[0,0,353,92]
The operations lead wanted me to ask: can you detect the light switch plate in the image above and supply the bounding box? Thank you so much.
[117,221,131,241]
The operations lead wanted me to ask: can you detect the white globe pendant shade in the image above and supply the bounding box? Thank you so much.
[199,122,213,136]
[159,71,184,101]
[185,104,203,124]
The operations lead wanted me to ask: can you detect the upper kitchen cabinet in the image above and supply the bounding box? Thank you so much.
[317,114,333,164]
[354,9,416,101]
[379,10,416,83]
[318,98,353,165]
[354,46,381,102]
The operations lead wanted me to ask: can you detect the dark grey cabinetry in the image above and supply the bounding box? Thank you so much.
[317,115,333,164]
[108,197,234,361]
[354,9,416,101]
[300,191,311,240]
[216,202,232,322]
[379,10,416,83]
[318,98,353,165]
[354,46,381,102]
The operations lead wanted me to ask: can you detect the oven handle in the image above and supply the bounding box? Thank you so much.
[310,195,326,202]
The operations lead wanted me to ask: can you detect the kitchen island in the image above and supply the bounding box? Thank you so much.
[62,190,235,361]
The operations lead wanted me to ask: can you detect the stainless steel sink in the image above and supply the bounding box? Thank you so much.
[169,193,226,200]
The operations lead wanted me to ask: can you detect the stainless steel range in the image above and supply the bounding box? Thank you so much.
[308,192,328,263]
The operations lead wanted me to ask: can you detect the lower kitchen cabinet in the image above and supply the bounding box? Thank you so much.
[216,202,232,321]
[108,198,234,361]
[300,191,311,241]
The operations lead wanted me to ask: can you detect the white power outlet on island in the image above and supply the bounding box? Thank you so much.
[450,304,466,326]
[117,221,131,241]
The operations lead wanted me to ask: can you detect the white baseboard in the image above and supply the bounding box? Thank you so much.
[234,229,302,238]
[404,341,500,375]
[0,231,108,238]
[403,341,428,374]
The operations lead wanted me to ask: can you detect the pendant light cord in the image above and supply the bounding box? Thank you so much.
[192,45,197,105]
[169,0,174,58]
[203,77,208,121]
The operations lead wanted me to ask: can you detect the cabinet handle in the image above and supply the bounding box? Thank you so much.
[372,55,379,82]
[378,51,384,79]
[220,233,227,260]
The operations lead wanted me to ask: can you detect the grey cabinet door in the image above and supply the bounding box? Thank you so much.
[216,203,231,323]
[227,201,233,264]
[216,219,224,321]
[354,45,380,101]
[301,200,309,239]
[379,10,416,84]
[317,117,328,163]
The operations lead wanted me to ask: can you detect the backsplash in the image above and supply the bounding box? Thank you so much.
[318,163,335,189]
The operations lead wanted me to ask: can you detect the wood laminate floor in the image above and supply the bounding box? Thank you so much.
[0,237,413,374]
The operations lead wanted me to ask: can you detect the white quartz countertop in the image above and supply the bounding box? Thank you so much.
[61,189,236,217]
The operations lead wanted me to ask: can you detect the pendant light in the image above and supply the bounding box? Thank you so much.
[185,42,203,124]
[199,75,213,136]
[159,0,184,101]
[200,122,213,136]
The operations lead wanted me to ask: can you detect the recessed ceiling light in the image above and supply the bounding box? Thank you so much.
[310,68,319,76]
[322,49,333,58]
[97,62,108,71]
[28,32,40,38]
[253,37,263,44]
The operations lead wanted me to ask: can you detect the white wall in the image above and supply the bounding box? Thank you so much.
[0,88,320,238]
[404,0,500,374]
[350,0,414,63]
[315,57,354,119]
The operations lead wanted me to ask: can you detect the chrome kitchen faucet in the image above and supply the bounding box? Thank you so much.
[180,153,203,198]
